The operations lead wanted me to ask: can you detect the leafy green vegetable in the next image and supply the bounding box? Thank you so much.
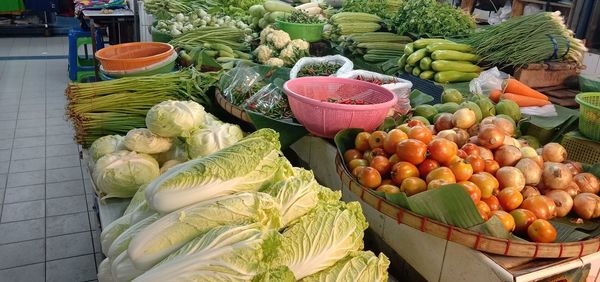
[122,128,174,154]
[285,10,324,24]
[342,0,402,23]
[107,213,161,260]
[409,89,434,107]
[185,123,244,159]
[301,251,390,282]
[89,135,124,162]
[145,100,206,138]
[393,0,475,37]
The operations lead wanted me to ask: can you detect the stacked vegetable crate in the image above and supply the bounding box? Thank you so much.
[398,39,482,84]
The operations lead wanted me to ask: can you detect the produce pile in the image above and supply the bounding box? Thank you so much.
[399,38,481,83]
[90,99,390,281]
[341,88,600,243]
[392,0,475,37]
[254,26,310,67]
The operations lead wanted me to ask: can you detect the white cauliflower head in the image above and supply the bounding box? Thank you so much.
[289,39,310,51]
[259,26,275,44]
[266,58,285,67]
[279,45,295,60]
[254,45,273,64]
[266,30,291,49]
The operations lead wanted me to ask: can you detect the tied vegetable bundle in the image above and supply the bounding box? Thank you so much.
[66,69,219,146]
[329,12,382,41]
[464,11,586,68]
[393,0,475,37]
[341,0,403,22]
[340,32,412,67]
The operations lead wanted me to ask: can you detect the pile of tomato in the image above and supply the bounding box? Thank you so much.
[343,119,600,243]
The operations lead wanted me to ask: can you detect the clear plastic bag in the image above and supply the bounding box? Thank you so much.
[289,55,353,79]
[219,66,264,105]
[244,84,294,120]
[469,67,509,97]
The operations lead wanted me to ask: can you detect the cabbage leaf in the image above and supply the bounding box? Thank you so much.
[93,151,160,199]
[186,123,244,159]
[300,251,390,282]
[123,128,173,154]
[145,100,206,138]
[90,135,124,162]
[107,213,161,259]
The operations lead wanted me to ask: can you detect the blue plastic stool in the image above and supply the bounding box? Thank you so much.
[68,27,105,82]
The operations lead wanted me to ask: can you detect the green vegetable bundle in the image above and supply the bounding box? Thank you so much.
[393,0,475,37]
[66,69,219,146]
[169,26,250,51]
[464,11,586,68]
[341,0,403,22]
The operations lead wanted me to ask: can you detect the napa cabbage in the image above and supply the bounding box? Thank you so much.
[186,123,244,159]
[134,224,280,281]
[123,128,173,154]
[97,258,114,282]
[145,128,292,213]
[152,137,188,165]
[89,135,124,162]
[145,100,206,138]
[93,151,160,199]
[127,192,282,270]
[159,160,183,174]
[111,252,145,282]
[300,251,390,282]
[107,213,161,259]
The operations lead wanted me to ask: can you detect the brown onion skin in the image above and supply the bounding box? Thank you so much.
[542,143,567,163]
[478,126,505,150]
[515,158,542,185]
[545,190,573,217]
[522,186,541,199]
[434,113,454,132]
[496,166,525,191]
[543,162,573,190]
[565,161,583,176]
[564,182,580,198]
[479,147,494,160]
[495,145,522,167]
[573,193,600,219]
[573,173,600,194]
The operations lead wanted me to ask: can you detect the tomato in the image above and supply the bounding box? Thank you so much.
[364,148,386,163]
[465,155,485,173]
[381,179,393,186]
[442,155,463,167]
[449,160,473,182]
[344,149,362,163]
[510,209,537,234]
[389,154,400,166]
[369,131,388,149]
[484,159,500,175]
[521,195,556,220]
[370,156,392,176]
[458,180,481,204]
[428,138,458,163]
[355,132,371,151]
[400,177,427,196]
[407,119,425,127]
[482,195,500,211]
[349,159,369,171]
[408,126,433,144]
[396,124,410,134]
[428,179,451,190]
[418,159,440,178]
[457,149,468,159]
[426,167,456,184]
[470,172,499,198]
[352,166,365,177]
[390,162,420,185]
[383,129,408,154]
[492,210,515,232]
[357,167,382,188]
[396,139,428,165]
[477,201,491,221]
[497,187,524,212]
[527,219,557,243]
[376,184,401,194]
[462,143,480,156]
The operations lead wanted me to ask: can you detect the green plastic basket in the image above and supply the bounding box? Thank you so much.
[561,131,600,165]
[276,20,325,43]
[580,75,600,92]
[576,92,600,141]
[151,26,173,43]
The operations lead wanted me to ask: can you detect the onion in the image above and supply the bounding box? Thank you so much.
[536,148,543,155]
[520,147,538,159]
[493,117,516,137]
[467,124,479,137]
[522,185,541,199]
[469,136,479,145]
[542,143,567,163]
[565,182,580,198]
[573,173,600,194]
[494,145,522,167]
[453,128,470,148]
[573,193,600,219]
[565,161,583,176]
[515,158,542,185]
[478,146,494,160]
[478,126,505,150]
[437,130,460,145]
[481,116,495,126]
[544,195,557,219]
[545,190,573,217]
[496,166,526,191]
[434,113,454,132]
[453,108,476,129]
[543,162,573,190]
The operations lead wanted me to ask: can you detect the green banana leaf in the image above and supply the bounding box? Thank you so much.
[409,89,434,107]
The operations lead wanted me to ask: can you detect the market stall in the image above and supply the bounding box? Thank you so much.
[62,0,600,281]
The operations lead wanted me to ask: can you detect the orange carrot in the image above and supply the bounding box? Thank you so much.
[504,79,549,100]
[489,89,502,103]
[501,93,551,107]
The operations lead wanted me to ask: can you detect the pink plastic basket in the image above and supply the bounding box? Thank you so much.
[284,77,398,138]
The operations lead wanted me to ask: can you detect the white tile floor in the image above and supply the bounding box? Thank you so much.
[0,37,100,282]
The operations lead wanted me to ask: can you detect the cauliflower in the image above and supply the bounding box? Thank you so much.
[279,45,295,60]
[259,26,275,44]
[289,39,310,51]
[266,58,285,67]
[266,30,291,49]
[254,45,273,64]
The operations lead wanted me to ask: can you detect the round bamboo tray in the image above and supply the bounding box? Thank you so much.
[335,154,600,258]
[215,89,252,124]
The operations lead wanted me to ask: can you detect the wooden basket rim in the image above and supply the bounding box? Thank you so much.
[215,89,252,124]
[334,154,600,258]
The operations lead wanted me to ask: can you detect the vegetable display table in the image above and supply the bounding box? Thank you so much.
[289,136,600,282]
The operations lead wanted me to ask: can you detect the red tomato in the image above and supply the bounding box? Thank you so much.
[527,219,557,243]
[370,156,392,176]
[497,187,524,212]
[396,139,428,165]
[428,138,458,164]
[390,162,420,185]
[383,129,408,154]
[369,131,388,149]
[481,195,500,211]
[418,159,440,178]
[449,160,473,182]
[458,180,482,204]
[465,155,485,173]
[408,126,433,144]
[355,132,371,152]
[462,143,480,156]
[357,167,382,188]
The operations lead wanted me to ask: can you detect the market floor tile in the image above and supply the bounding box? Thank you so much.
[0,37,99,280]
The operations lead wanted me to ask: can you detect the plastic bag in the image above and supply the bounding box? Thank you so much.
[244,84,294,120]
[469,67,509,97]
[289,55,353,79]
[219,66,264,105]
[337,70,412,114]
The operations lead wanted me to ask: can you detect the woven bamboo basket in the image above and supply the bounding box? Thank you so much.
[335,154,600,258]
[215,89,252,124]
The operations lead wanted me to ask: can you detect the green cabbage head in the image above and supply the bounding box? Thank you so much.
[300,251,390,282]
[93,151,160,199]
[89,135,124,162]
[145,100,206,138]
[123,128,173,154]
[186,123,244,159]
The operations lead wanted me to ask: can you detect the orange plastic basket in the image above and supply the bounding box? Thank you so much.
[95,42,174,72]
